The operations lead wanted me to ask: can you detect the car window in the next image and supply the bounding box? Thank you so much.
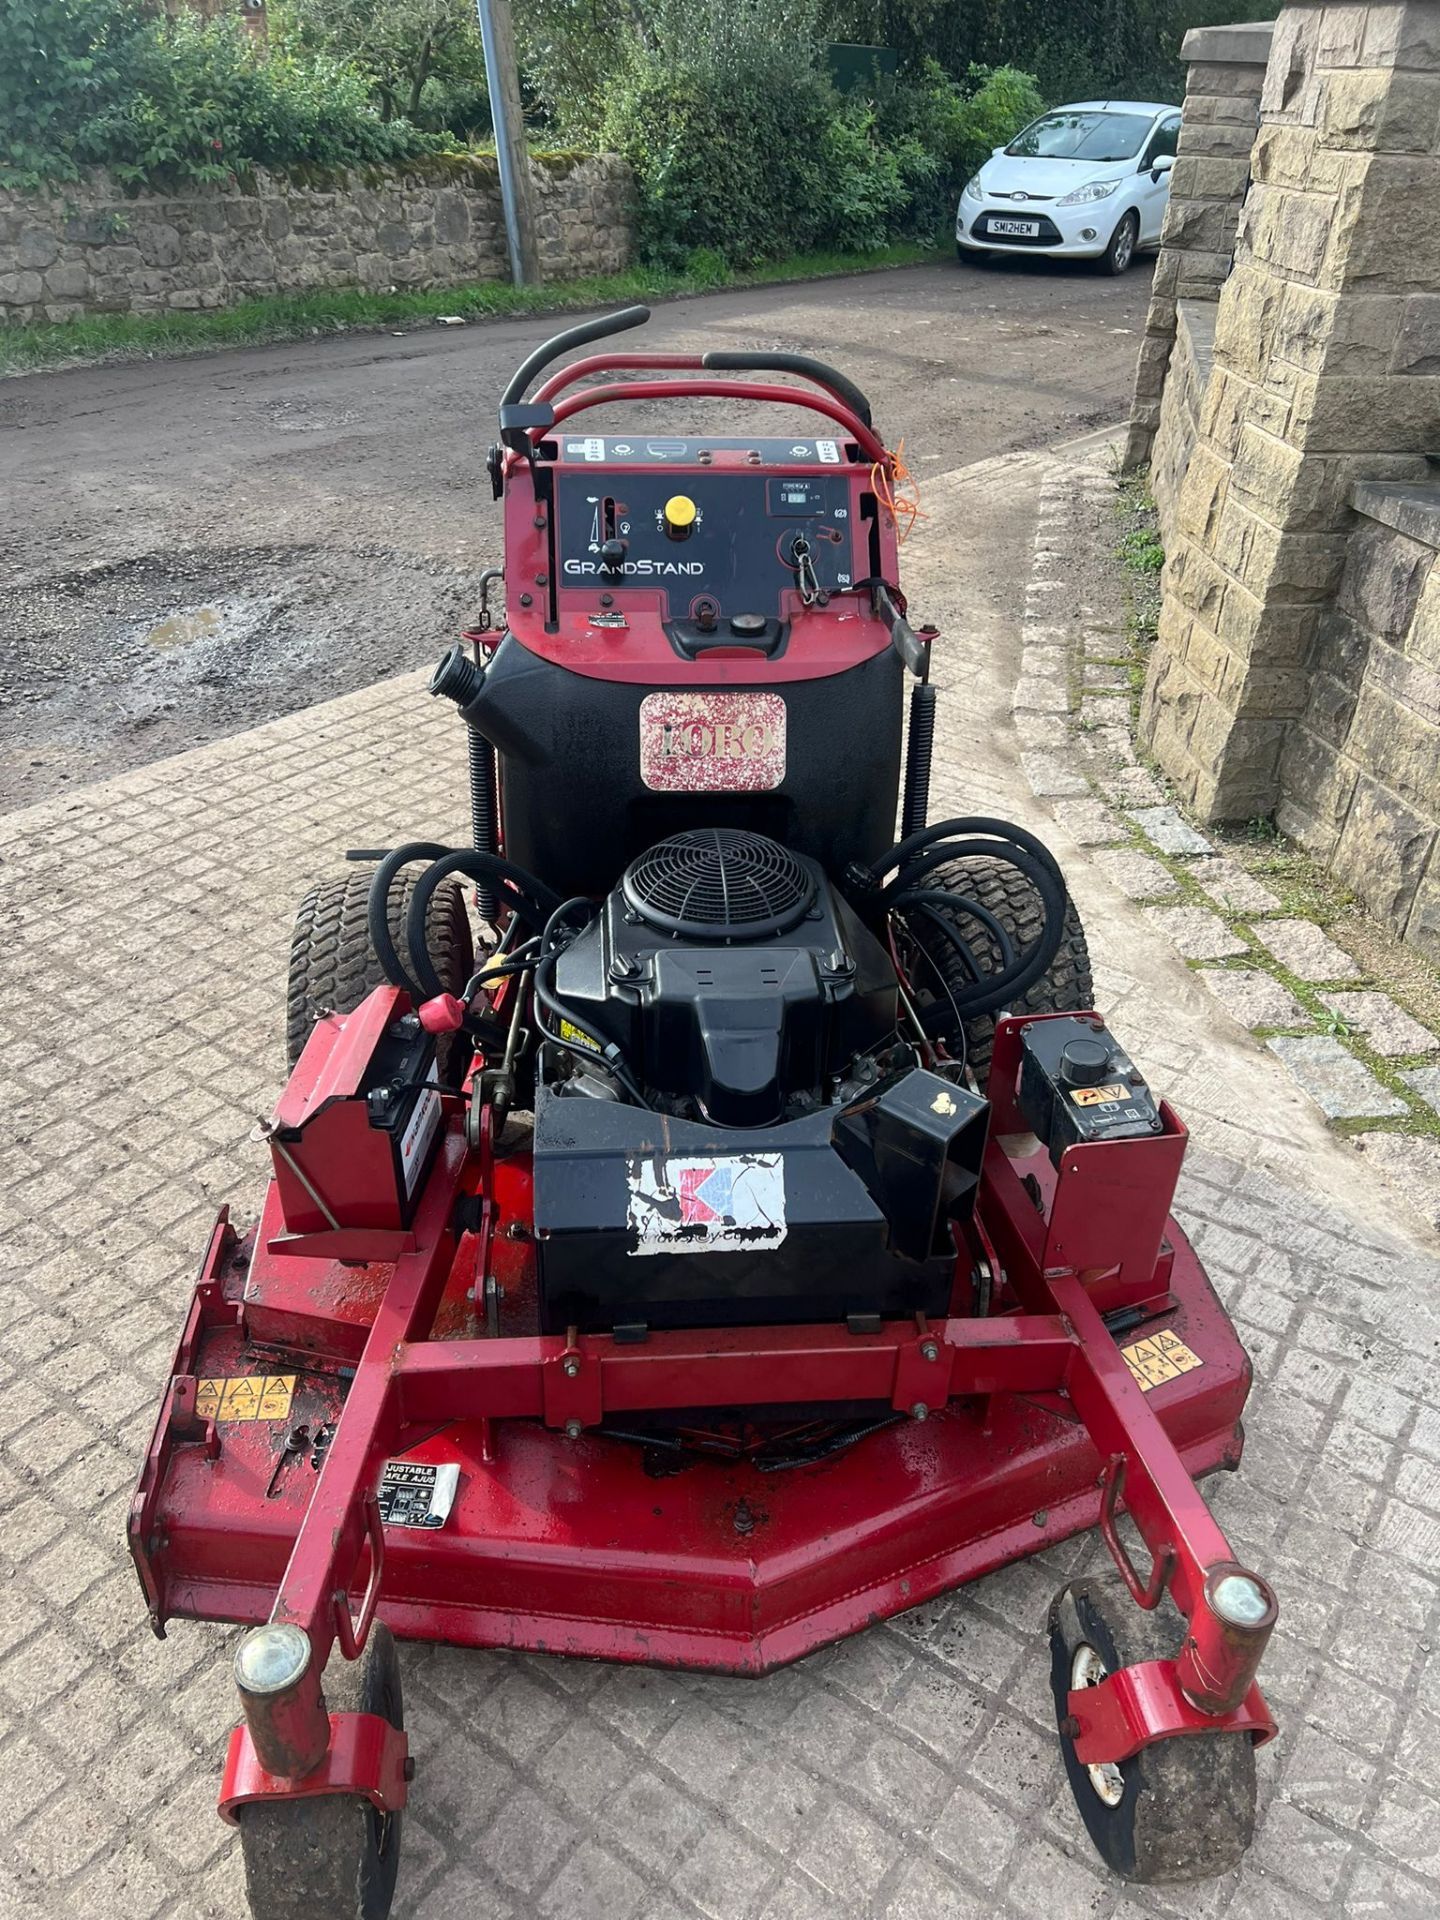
[1143,116,1181,166]
[1006,111,1155,163]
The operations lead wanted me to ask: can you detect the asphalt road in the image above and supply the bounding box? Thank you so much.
[0,258,1150,810]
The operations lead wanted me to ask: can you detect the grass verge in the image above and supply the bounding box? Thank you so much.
[0,243,935,377]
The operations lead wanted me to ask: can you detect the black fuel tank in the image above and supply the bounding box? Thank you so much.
[467,636,903,897]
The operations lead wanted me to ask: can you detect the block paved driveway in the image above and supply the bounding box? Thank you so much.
[2,440,1439,1920]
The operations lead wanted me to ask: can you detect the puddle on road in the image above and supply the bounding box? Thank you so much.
[145,605,224,650]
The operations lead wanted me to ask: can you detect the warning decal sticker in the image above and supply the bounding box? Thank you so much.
[1071,1083,1130,1107]
[196,1375,295,1422]
[627,1153,787,1256]
[1120,1330,1204,1393]
[377,1460,461,1529]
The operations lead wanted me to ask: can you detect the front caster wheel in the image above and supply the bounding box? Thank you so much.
[1048,1575,1256,1883]
[238,1624,404,1920]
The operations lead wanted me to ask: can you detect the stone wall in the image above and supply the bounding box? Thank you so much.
[1140,0,1440,824]
[0,154,634,323]
[1150,300,1217,539]
[1279,480,1440,956]
[1135,0,1440,959]
[1124,20,1274,472]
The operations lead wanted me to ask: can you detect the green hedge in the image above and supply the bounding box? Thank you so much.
[601,55,1043,270]
[0,0,444,189]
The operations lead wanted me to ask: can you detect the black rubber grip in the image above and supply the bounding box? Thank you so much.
[700,351,873,426]
[500,305,651,409]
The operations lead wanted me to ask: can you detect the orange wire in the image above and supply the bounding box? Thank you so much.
[870,438,925,544]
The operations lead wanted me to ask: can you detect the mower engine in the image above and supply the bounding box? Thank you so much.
[534,827,987,1332]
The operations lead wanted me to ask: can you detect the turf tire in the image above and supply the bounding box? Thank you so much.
[286,868,474,1082]
[237,1624,404,1920]
[1048,1574,1257,1882]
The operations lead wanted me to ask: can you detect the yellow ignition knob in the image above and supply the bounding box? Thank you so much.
[663,493,698,539]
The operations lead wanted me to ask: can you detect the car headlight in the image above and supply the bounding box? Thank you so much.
[962,175,983,202]
[1057,179,1121,207]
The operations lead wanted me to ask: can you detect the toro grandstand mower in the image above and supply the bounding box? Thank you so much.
[130,307,1278,1915]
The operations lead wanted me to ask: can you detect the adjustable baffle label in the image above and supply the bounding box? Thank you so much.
[377,1460,461,1529]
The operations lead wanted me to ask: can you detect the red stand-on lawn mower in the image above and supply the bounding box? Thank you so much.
[130,307,1278,1915]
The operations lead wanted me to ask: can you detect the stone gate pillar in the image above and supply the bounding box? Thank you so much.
[1124,20,1273,474]
[1140,0,1440,822]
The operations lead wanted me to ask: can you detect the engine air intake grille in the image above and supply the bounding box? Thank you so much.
[622,829,816,940]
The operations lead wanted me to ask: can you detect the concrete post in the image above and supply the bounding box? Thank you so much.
[1123,20,1274,475]
[1140,0,1440,824]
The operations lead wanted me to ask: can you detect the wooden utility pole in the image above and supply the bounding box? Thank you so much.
[475,0,540,285]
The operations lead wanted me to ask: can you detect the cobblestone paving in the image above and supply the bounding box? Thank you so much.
[1013,440,1440,1238]
[2,448,1439,1920]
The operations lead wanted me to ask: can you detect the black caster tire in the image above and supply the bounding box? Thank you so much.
[1048,1574,1256,1883]
[1102,211,1140,276]
[910,853,1093,1088]
[238,1624,404,1920]
[287,867,474,1084]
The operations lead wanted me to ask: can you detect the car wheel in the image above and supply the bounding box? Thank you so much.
[1102,211,1139,276]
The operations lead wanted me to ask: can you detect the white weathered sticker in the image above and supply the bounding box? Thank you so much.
[399,1085,442,1196]
[626,1154,787,1256]
[377,1460,460,1529]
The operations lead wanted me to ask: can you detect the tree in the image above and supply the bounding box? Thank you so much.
[279,0,486,124]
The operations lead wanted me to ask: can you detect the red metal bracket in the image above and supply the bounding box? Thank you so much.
[1068,1660,1276,1767]
[218,1712,410,1825]
[332,1493,385,1660]
[1098,1455,1176,1610]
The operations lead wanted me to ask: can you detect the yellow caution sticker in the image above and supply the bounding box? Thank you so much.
[1120,1331,1203,1392]
[196,1375,296,1423]
[558,1018,603,1056]
[1071,1083,1130,1107]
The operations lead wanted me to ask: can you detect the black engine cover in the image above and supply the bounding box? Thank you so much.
[532,1069,986,1334]
[551,836,896,1127]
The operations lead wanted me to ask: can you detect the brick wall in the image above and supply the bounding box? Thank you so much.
[1280,480,1440,957]
[0,153,634,324]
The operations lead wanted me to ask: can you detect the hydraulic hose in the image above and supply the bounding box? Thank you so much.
[866,816,1071,1028]
[366,841,450,1004]
[403,849,565,1002]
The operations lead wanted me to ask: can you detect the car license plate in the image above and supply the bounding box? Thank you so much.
[990,217,1040,237]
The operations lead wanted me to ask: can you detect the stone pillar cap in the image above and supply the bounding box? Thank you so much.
[1181,20,1275,66]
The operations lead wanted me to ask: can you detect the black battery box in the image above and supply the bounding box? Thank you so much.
[1018,1016,1164,1167]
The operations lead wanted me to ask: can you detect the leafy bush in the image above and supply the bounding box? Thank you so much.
[603,28,1042,268]
[601,52,836,269]
[0,0,445,189]
[871,59,1045,238]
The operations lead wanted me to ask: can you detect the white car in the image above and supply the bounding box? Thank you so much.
[955,100,1181,273]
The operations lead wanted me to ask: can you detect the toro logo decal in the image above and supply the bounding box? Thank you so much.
[639,691,786,793]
